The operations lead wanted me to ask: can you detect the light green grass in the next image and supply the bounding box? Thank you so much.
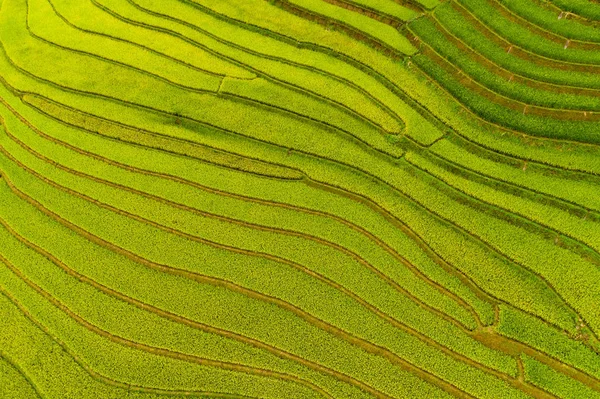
[0,95,523,377]
[456,0,600,64]
[0,354,42,399]
[498,305,600,380]
[412,11,600,111]
[2,0,600,397]
[347,0,418,20]
[522,354,600,399]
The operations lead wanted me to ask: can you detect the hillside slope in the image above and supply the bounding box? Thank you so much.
[1,0,600,398]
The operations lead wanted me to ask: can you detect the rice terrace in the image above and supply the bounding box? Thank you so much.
[3,0,600,397]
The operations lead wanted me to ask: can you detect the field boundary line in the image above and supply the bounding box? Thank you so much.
[37,1,406,157]
[96,0,406,136]
[1,116,481,336]
[0,216,393,399]
[426,11,600,108]
[0,351,46,399]
[411,34,600,123]
[2,89,494,326]
[0,167,479,399]
[452,0,600,70]
[412,145,600,259]
[487,0,600,48]
[0,287,256,398]
[1,136,510,389]
[5,95,493,333]
[0,256,333,399]
[3,112,479,329]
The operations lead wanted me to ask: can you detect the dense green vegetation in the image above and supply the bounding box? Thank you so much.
[1,0,599,398]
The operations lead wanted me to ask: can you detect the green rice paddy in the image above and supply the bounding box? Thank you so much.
[1,0,599,398]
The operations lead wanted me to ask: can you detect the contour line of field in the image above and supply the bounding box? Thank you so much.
[0,291,258,399]
[0,38,406,185]
[8,2,576,396]
[410,144,600,259]
[0,351,46,399]
[23,5,220,94]
[228,0,410,59]
[56,0,409,141]
[0,266,321,399]
[65,0,600,376]
[7,74,540,338]
[394,158,598,340]
[405,62,600,178]
[11,93,496,334]
[1,208,505,398]
[6,68,578,346]
[0,42,469,319]
[429,5,600,89]
[0,219,398,399]
[13,18,404,162]
[132,0,600,159]
[21,94,304,182]
[432,134,600,216]
[0,173,476,399]
[410,32,600,124]
[4,109,580,399]
[0,125,481,344]
[406,51,600,157]
[0,92,480,337]
[0,137,508,391]
[12,0,564,334]
[3,130,529,388]
[26,1,405,157]
[3,119,592,399]
[451,0,600,71]
[7,88,494,327]
[4,65,580,328]
[43,0,239,79]
[486,0,600,49]
[90,0,406,136]
[403,140,600,265]
[319,0,409,29]
[3,3,596,392]
[545,0,600,26]
[425,11,600,111]
[405,153,600,344]
[36,86,600,342]
[2,211,563,399]
[126,0,600,176]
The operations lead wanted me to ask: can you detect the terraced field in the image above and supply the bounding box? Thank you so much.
[1,0,600,397]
